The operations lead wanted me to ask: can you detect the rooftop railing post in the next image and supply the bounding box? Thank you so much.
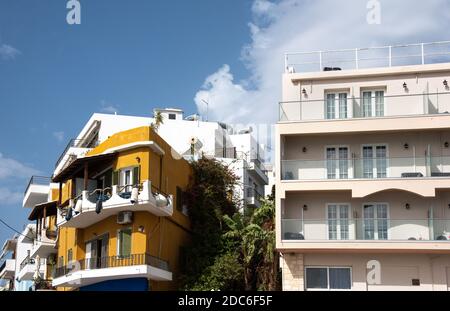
[388,46,392,67]
[355,48,359,69]
[284,53,288,73]
[319,51,323,71]
[421,43,425,65]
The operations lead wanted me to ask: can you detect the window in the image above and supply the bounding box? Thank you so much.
[362,145,387,178]
[327,204,350,240]
[176,187,188,216]
[119,166,140,192]
[326,147,349,179]
[168,113,176,120]
[305,267,352,290]
[362,90,385,117]
[363,203,388,240]
[325,92,349,119]
[117,228,132,257]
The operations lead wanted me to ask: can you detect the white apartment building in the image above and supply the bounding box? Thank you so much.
[276,41,450,291]
[0,225,48,291]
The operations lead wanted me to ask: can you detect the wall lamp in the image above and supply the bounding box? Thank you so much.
[403,82,408,91]
[444,80,448,88]
[303,205,308,211]
[302,147,308,153]
[404,143,409,150]
[302,88,307,96]
[445,142,449,148]
[405,203,411,210]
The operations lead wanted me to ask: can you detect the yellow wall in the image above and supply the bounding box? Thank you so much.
[56,126,192,290]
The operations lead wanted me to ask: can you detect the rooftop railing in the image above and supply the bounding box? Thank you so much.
[281,155,450,181]
[54,253,170,279]
[285,41,450,73]
[279,92,450,122]
[24,176,51,195]
[282,218,450,242]
[55,138,99,169]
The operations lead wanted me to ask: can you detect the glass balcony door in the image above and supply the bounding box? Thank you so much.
[327,204,350,240]
[326,147,350,179]
[326,93,350,119]
[363,203,388,240]
[362,145,387,178]
[362,90,385,117]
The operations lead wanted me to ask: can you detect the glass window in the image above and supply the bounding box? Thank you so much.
[305,268,328,289]
[339,93,348,119]
[306,267,352,290]
[329,268,351,289]
[118,228,132,257]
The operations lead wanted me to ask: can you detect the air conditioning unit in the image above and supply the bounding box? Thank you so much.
[117,211,133,225]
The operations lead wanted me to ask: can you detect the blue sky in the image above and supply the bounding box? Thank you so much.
[0,0,254,243]
[1,0,450,247]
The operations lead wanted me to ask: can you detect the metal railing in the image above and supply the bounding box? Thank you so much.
[19,256,45,271]
[55,138,99,168]
[54,253,170,278]
[24,176,51,195]
[282,218,450,241]
[281,155,450,181]
[285,41,450,73]
[279,92,450,122]
[215,147,237,159]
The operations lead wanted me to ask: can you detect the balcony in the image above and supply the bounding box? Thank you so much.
[54,138,99,175]
[17,256,45,281]
[23,176,51,208]
[280,218,450,253]
[282,155,450,181]
[279,92,450,122]
[57,180,173,229]
[52,253,171,288]
[246,188,263,208]
[246,159,269,185]
[0,259,15,280]
[30,229,57,259]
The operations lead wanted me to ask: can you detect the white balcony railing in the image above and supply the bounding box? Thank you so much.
[282,219,450,242]
[285,40,450,73]
[281,155,450,181]
[57,180,173,228]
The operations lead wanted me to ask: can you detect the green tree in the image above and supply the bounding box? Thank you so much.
[151,111,164,132]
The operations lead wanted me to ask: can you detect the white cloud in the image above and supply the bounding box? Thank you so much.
[0,187,23,205]
[100,100,119,114]
[0,44,21,60]
[194,0,450,124]
[0,153,41,180]
[52,131,65,143]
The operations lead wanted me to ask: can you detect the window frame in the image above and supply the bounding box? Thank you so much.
[305,266,353,291]
[361,144,389,178]
[326,203,352,240]
[116,227,132,258]
[324,145,351,179]
[362,202,390,240]
[324,91,351,120]
[361,89,386,117]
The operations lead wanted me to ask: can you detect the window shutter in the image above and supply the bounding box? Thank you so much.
[119,229,132,257]
[112,170,119,186]
[133,166,140,186]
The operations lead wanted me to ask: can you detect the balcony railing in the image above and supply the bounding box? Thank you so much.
[279,92,450,122]
[19,256,45,271]
[282,219,450,241]
[54,253,170,279]
[55,138,99,168]
[284,40,450,73]
[281,155,450,181]
[24,176,51,195]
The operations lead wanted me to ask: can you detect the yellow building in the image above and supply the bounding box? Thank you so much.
[50,126,192,291]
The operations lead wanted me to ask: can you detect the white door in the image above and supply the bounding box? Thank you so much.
[326,147,349,179]
[363,204,388,240]
[326,93,350,119]
[362,90,385,117]
[362,145,387,178]
[328,204,350,240]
